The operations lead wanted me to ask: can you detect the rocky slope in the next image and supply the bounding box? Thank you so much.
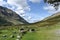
[0,6,29,26]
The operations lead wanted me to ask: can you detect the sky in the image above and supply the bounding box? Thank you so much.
[0,0,60,23]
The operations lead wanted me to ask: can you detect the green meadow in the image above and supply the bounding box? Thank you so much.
[0,23,60,40]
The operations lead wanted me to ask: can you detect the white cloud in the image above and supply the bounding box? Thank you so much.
[0,0,3,1]
[28,16,32,19]
[29,0,42,3]
[25,16,32,21]
[0,0,32,23]
[43,4,60,13]
[7,0,30,11]
[44,6,55,11]
[0,0,30,14]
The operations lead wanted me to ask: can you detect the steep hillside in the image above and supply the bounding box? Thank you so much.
[0,12,60,40]
[29,12,60,27]
[0,11,60,40]
[0,6,29,26]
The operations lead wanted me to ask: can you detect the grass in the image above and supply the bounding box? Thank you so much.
[0,23,60,40]
[22,23,60,40]
[0,26,20,40]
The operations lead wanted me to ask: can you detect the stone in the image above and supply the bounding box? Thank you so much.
[13,31,16,34]
[10,35,14,38]
[2,34,7,37]
[16,39,19,40]
[0,32,2,34]
[29,29,35,32]
[17,35,20,39]
[20,28,24,31]
[31,29,35,31]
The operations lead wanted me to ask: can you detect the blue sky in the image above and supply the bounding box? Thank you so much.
[0,0,60,23]
[23,0,54,22]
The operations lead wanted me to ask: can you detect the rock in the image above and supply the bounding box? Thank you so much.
[10,35,14,38]
[29,29,35,32]
[17,35,21,39]
[13,31,16,34]
[2,34,7,37]
[16,39,19,40]
[20,28,27,36]
[20,28,24,31]
[31,29,35,31]
[0,32,2,34]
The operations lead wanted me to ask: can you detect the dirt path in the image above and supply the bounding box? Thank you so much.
[48,29,60,40]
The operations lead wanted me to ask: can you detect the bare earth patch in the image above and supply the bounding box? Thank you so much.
[50,29,60,40]
[54,29,60,36]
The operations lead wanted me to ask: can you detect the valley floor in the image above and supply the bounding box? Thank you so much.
[0,24,60,40]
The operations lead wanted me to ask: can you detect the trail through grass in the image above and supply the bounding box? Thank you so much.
[22,25,60,40]
[0,24,60,40]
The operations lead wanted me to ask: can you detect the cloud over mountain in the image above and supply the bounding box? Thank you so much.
[0,0,32,22]
[29,0,42,3]
[43,3,60,13]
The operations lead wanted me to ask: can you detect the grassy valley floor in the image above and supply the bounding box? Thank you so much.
[0,23,60,40]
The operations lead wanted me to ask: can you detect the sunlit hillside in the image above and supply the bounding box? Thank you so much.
[0,12,60,40]
[0,6,28,26]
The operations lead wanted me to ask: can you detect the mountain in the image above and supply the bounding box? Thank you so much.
[29,12,60,27]
[0,6,60,26]
[0,6,29,26]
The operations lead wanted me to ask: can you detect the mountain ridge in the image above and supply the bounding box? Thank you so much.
[0,6,29,26]
[28,12,60,27]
